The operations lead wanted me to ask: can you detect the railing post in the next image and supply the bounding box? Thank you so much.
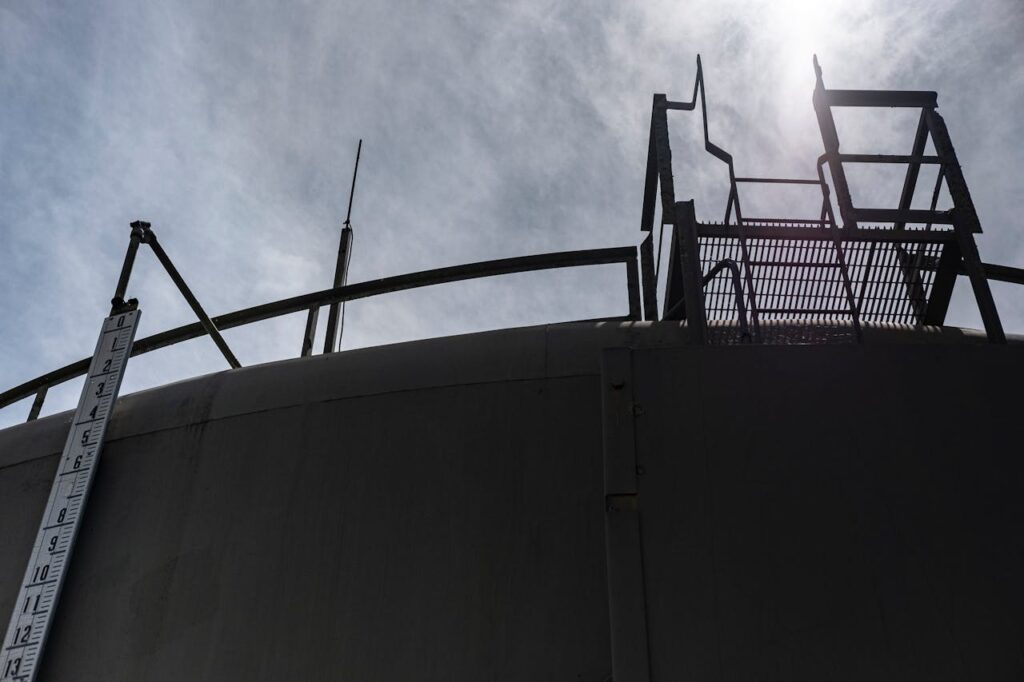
[923,241,960,325]
[300,306,320,357]
[889,111,931,322]
[639,233,658,321]
[626,253,642,321]
[812,58,858,232]
[650,95,676,220]
[26,387,47,422]
[675,201,707,344]
[925,110,1005,343]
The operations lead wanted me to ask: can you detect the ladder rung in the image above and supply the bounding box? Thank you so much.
[747,261,842,268]
[820,89,938,108]
[853,208,955,224]
[759,308,853,315]
[839,154,943,164]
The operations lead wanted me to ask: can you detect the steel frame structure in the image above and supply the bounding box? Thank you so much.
[640,56,1021,345]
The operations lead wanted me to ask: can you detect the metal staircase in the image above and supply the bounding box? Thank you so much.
[638,55,1008,345]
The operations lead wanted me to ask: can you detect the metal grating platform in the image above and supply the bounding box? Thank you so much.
[698,223,948,327]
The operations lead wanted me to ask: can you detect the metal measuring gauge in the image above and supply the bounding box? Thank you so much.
[1,308,140,681]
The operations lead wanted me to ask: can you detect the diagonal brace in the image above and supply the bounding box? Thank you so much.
[134,221,242,368]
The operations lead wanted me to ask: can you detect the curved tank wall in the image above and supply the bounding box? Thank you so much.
[0,321,1022,680]
[0,322,688,681]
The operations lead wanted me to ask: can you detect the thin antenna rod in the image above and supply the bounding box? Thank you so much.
[322,139,361,354]
[344,139,362,227]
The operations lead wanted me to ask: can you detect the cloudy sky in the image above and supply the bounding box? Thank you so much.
[1,0,1022,427]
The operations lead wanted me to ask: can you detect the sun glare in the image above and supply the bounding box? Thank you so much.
[767,0,835,87]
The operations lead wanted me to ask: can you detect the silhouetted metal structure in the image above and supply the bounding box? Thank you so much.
[641,56,1022,345]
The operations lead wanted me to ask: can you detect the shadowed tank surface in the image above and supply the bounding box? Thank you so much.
[1,321,1023,680]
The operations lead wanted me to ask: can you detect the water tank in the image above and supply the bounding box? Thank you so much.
[2,321,1023,679]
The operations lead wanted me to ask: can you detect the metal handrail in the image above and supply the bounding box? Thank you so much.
[1,246,641,416]
[664,258,752,342]
[701,259,752,342]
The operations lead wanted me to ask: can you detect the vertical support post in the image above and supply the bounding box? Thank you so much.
[26,387,47,422]
[640,100,663,233]
[675,201,707,344]
[626,253,642,321]
[111,221,146,311]
[892,111,931,321]
[925,110,1005,343]
[922,241,960,325]
[721,192,762,342]
[894,111,930,226]
[651,95,676,221]
[650,94,683,321]
[300,306,320,357]
[817,178,863,340]
[602,348,651,682]
[639,233,658,321]
[322,225,354,353]
[812,58,857,231]
[662,233,685,320]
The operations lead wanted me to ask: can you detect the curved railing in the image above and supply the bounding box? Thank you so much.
[1,246,641,421]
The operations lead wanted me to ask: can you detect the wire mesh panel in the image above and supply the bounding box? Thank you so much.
[697,222,950,343]
[844,231,945,324]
